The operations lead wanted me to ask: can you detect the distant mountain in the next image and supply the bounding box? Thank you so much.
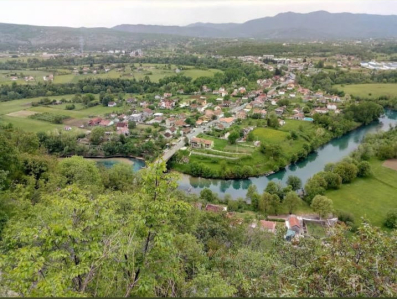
[2,11,397,51]
[0,23,187,51]
[113,11,397,40]
[112,24,227,38]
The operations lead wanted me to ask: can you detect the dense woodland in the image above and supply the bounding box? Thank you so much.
[0,124,396,297]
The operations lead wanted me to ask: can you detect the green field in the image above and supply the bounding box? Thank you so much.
[0,94,128,132]
[0,115,65,133]
[326,159,397,227]
[334,83,397,99]
[252,127,289,144]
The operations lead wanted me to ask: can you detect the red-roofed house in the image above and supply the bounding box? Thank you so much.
[88,117,102,126]
[205,204,227,213]
[287,215,301,234]
[190,137,214,149]
[259,220,277,233]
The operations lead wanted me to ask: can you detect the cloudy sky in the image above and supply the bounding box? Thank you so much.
[0,0,396,27]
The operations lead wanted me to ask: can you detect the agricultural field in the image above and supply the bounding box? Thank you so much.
[0,94,127,133]
[0,70,50,85]
[326,159,397,227]
[0,63,223,85]
[334,83,397,99]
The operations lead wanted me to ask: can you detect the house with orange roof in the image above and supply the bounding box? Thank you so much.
[190,137,214,149]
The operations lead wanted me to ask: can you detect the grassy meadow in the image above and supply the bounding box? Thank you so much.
[0,94,128,133]
[334,83,397,99]
[326,159,397,227]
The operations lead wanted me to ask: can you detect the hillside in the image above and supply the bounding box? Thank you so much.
[114,11,397,40]
[0,23,188,51]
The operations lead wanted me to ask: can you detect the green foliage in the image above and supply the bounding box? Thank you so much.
[200,188,216,202]
[284,191,301,214]
[286,175,302,191]
[333,161,358,183]
[384,210,397,229]
[227,130,240,145]
[357,160,372,177]
[90,127,105,145]
[58,156,102,189]
[65,104,75,110]
[29,112,69,124]
[311,195,333,219]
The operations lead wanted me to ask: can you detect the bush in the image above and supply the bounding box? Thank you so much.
[384,210,397,229]
[357,161,372,177]
[29,112,69,124]
[336,210,355,224]
[65,104,75,110]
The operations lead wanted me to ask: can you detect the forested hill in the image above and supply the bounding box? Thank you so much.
[0,23,188,51]
[2,11,397,51]
[114,11,397,40]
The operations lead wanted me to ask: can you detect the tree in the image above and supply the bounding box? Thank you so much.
[311,195,333,219]
[357,161,372,177]
[228,131,240,145]
[90,127,105,145]
[267,112,280,129]
[128,121,136,129]
[265,181,283,198]
[333,162,358,183]
[270,194,281,215]
[304,176,327,204]
[284,191,301,214]
[200,188,216,202]
[286,175,302,191]
[258,192,272,214]
[58,156,102,190]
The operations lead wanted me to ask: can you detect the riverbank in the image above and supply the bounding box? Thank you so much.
[169,119,362,180]
[176,110,397,198]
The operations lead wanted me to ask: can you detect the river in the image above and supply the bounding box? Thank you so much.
[95,110,397,199]
[177,109,397,198]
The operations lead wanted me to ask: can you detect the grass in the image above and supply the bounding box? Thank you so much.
[334,83,397,99]
[0,94,128,132]
[0,115,65,133]
[305,222,327,238]
[252,128,289,144]
[326,159,397,227]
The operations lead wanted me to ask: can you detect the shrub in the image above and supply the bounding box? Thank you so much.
[384,210,397,229]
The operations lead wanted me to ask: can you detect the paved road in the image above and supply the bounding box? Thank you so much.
[155,72,295,165]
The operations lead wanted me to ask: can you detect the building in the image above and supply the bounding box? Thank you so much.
[259,220,277,233]
[108,102,117,107]
[205,204,227,213]
[190,137,214,149]
[88,117,102,126]
[219,117,235,128]
[287,215,301,234]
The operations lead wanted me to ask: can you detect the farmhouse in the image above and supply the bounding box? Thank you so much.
[108,102,117,107]
[190,137,214,149]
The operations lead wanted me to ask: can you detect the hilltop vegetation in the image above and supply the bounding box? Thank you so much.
[0,125,396,297]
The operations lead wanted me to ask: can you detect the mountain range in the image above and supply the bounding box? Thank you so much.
[113,11,397,40]
[1,11,397,51]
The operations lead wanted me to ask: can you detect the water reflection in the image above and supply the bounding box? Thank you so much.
[177,110,397,198]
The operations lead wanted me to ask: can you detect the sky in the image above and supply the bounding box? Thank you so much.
[0,0,396,27]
